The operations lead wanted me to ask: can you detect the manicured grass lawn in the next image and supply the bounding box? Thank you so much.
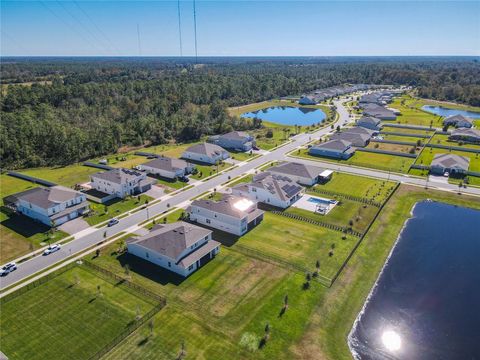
[301,185,480,359]
[191,162,233,180]
[287,200,379,234]
[312,172,396,203]
[381,134,427,143]
[0,266,156,360]
[238,213,355,279]
[381,126,433,135]
[0,175,67,263]
[145,208,186,229]
[388,95,443,127]
[86,195,152,226]
[19,164,99,187]
[253,122,296,150]
[229,150,256,162]
[295,148,414,173]
[228,174,254,187]
[429,134,480,150]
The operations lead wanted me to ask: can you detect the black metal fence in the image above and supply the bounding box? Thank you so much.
[306,188,383,207]
[83,162,114,170]
[7,171,57,187]
[356,147,417,159]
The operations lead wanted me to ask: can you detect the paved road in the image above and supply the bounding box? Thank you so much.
[0,101,344,290]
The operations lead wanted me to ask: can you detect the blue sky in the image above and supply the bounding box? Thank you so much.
[1,1,479,56]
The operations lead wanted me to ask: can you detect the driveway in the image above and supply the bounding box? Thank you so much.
[59,217,90,235]
[145,185,165,199]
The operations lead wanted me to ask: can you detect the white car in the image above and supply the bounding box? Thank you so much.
[44,244,61,255]
[0,262,17,276]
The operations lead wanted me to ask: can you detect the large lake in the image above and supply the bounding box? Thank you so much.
[421,105,480,119]
[349,201,480,360]
[240,106,326,126]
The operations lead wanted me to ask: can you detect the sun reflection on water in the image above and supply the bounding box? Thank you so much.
[381,329,402,352]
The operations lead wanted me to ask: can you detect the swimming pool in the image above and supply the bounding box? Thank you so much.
[307,197,336,205]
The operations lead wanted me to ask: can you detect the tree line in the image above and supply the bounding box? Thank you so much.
[1,57,478,169]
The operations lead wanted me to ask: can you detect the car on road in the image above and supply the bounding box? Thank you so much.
[108,218,119,227]
[0,262,17,276]
[43,244,61,255]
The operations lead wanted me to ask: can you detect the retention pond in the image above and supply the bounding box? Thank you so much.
[240,106,326,126]
[349,200,480,360]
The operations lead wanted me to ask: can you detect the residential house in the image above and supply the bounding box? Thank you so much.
[331,131,371,147]
[232,172,304,209]
[299,96,317,105]
[443,114,473,128]
[188,194,264,236]
[357,116,382,131]
[3,186,89,226]
[126,221,220,277]
[139,156,195,180]
[182,143,230,165]
[208,131,256,152]
[449,128,480,143]
[90,168,155,201]
[430,153,470,176]
[267,161,324,186]
[308,139,355,159]
[362,103,397,120]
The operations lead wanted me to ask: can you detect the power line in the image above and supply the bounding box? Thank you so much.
[193,0,198,63]
[177,0,183,56]
[55,0,109,55]
[73,1,121,55]
[137,23,142,56]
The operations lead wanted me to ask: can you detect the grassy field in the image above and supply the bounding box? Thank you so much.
[381,126,434,136]
[411,147,480,172]
[296,148,415,173]
[367,141,418,154]
[300,185,480,359]
[0,175,68,263]
[0,266,156,360]
[381,134,427,143]
[313,172,396,203]
[429,133,480,150]
[86,195,152,226]
[191,162,233,180]
[387,95,443,127]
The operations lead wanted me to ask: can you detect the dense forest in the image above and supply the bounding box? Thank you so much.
[1,57,479,169]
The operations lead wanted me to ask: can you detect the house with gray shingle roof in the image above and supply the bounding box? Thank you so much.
[331,131,371,147]
[139,156,195,180]
[449,128,480,143]
[443,114,473,128]
[357,116,382,131]
[182,143,230,165]
[90,168,155,200]
[208,131,256,152]
[361,103,397,120]
[232,172,304,209]
[188,194,264,236]
[267,161,324,186]
[3,186,88,226]
[430,153,470,176]
[126,221,220,277]
[299,95,318,105]
[308,139,355,159]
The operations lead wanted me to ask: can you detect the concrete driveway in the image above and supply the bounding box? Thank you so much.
[59,217,90,235]
[145,185,165,199]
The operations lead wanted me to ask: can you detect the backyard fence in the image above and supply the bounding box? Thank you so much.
[371,139,418,146]
[425,144,480,154]
[134,151,159,158]
[7,171,57,187]
[379,131,431,139]
[382,124,434,131]
[270,210,363,237]
[306,188,382,208]
[83,162,114,170]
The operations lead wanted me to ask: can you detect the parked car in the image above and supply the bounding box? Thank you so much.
[0,262,17,276]
[43,244,61,255]
[179,176,190,183]
[108,218,119,227]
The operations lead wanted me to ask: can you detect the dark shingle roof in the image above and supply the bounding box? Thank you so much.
[311,139,352,151]
[431,153,470,171]
[92,168,143,184]
[269,161,323,179]
[7,186,82,210]
[184,143,228,157]
[191,194,262,219]
[143,157,190,172]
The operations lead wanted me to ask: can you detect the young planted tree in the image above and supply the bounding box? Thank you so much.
[177,340,187,360]
[314,260,320,277]
[148,319,154,337]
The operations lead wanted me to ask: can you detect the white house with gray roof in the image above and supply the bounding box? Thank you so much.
[4,186,88,226]
[182,143,230,165]
[449,128,480,143]
[127,221,220,277]
[267,161,324,186]
[309,139,355,159]
[208,131,255,152]
[232,172,304,209]
[139,156,195,180]
[357,116,382,131]
[188,194,264,236]
[430,153,470,176]
[443,114,473,128]
[90,168,155,200]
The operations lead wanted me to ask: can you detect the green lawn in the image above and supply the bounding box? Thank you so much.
[366,141,418,155]
[381,134,428,143]
[387,95,443,127]
[0,174,68,263]
[296,148,415,173]
[191,162,233,180]
[19,164,99,188]
[381,126,434,136]
[0,266,156,360]
[429,134,480,150]
[86,195,152,226]
[238,213,355,279]
[228,174,254,187]
[312,172,396,203]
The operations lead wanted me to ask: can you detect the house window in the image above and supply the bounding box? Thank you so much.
[252,188,257,192]
[206,219,211,224]
[146,252,149,258]
[188,264,194,270]
[168,262,171,267]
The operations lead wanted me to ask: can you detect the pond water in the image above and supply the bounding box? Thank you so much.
[349,201,480,360]
[421,105,480,119]
[240,106,326,126]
